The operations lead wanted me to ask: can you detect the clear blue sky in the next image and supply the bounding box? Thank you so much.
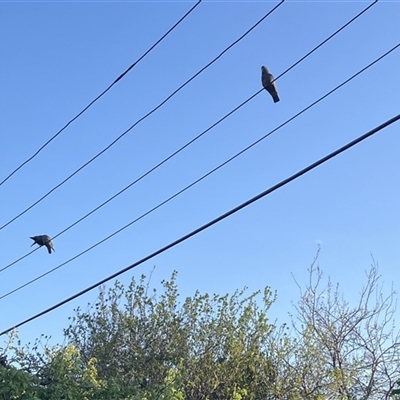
[1,1,399,347]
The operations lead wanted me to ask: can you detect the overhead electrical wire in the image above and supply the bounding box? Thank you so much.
[1,111,399,337]
[0,0,203,187]
[0,0,378,273]
[1,40,398,298]
[0,1,284,231]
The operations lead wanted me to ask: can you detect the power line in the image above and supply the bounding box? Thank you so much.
[0,1,284,232]
[274,0,378,82]
[0,0,203,188]
[1,112,398,337]
[0,0,378,273]
[2,40,398,297]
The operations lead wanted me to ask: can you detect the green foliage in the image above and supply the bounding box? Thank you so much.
[0,365,40,399]
[63,271,278,399]
[2,261,400,400]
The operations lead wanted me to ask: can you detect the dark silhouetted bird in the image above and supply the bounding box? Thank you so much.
[261,66,280,103]
[30,235,55,254]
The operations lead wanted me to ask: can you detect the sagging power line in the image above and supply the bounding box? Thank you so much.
[2,40,398,299]
[0,1,284,232]
[0,0,378,274]
[1,111,399,337]
[0,0,203,187]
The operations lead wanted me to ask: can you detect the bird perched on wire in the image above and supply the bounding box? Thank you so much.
[30,235,55,254]
[261,66,280,103]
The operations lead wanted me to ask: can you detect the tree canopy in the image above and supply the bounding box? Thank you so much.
[1,259,399,399]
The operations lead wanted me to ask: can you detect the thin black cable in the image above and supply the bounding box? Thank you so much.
[0,1,284,232]
[1,40,398,296]
[0,0,203,188]
[274,0,378,81]
[1,112,398,337]
[0,0,377,273]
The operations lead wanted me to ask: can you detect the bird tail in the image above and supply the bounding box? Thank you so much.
[273,94,280,103]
